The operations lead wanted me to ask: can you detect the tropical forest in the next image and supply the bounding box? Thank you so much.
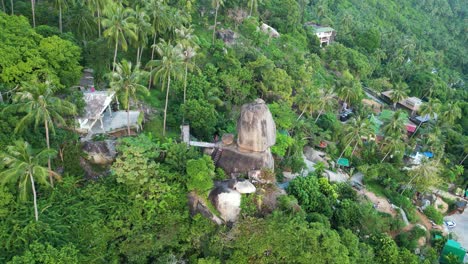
[0,0,467,263]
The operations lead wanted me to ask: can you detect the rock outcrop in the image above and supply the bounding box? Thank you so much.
[216,146,274,175]
[82,140,117,165]
[209,179,256,223]
[237,98,276,152]
[215,99,277,175]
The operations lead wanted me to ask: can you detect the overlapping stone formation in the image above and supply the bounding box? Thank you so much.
[216,98,276,175]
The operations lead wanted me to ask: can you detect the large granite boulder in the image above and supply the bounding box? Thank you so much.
[209,183,242,223]
[216,145,274,175]
[237,99,276,153]
[82,140,117,165]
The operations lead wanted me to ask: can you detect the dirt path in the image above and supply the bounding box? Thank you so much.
[358,189,397,216]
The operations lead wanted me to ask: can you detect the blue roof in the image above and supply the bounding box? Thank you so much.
[423,152,434,158]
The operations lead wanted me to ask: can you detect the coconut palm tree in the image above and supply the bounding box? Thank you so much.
[66,0,97,41]
[402,159,441,194]
[10,0,13,15]
[295,85,317,121]
[380,135,404,163]
[441,101,461,125]
[147,40,184,136]
[338,116,374,161]
[381,110,407,138]
[133,4,151,65]
[146,0,172,89]
[176,25,199,105]
[85,0,108,37]
[109,60,149,135]
[412,98,441,136]
[31,0,36,27]
[0,141,58,221]
[53,0,72,33]
[101,3,137,71]
[211,0,224,44]
[335,70,362,107]
[4,80,76,187]
[390,82,409,109]
[313,89,337,123]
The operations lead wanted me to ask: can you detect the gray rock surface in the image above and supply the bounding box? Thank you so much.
[209,182,242,223]
[82,140,116,165]
[216,146,274,175]
[237,99,276,153]
[233,179,256,194]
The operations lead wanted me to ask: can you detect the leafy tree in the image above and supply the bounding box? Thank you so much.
[147,40,184,136]
[181,99,218,140]
[8,242,79,264]
[101,3,137,71]
[0,13,82,88]
[0,141,56,221]
[109,59,149,135]
[287,174,335,217]
[186,155,215,193]
[5,80,76,186]
[111,135,162,187]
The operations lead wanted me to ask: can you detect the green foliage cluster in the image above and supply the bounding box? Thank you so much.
[1,0,466,262]
[424,205,444,225]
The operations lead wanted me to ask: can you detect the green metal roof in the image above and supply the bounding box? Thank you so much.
[337,158,350,167]
[440,239,466,264]
[314,27,334,33]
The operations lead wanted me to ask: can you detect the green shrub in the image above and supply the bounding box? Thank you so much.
[424,206,444,225]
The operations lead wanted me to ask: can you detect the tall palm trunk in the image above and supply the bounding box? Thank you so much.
[31,0,36,27]
[249,0,253,16]
[183,62,188,104]
[10,0,13,14]
[401,173,418,195]
[139,47,144,64]
[381,150,391,163]
[44,120,53,187]
[29,172,39,221]
[59,4,62,33]
[163,73,171,136]
[97,9,101,38]
[315,109,324,123]
[296,109,306,121]
[127,106,130,135]
[136,47,140,65]
[459,152,467,165]
[148,34,157,89]
[2,0,5,13]
[112,38,118,72]
[351,141,359,156]
[411,122,423,138]
[212,6,219,44]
